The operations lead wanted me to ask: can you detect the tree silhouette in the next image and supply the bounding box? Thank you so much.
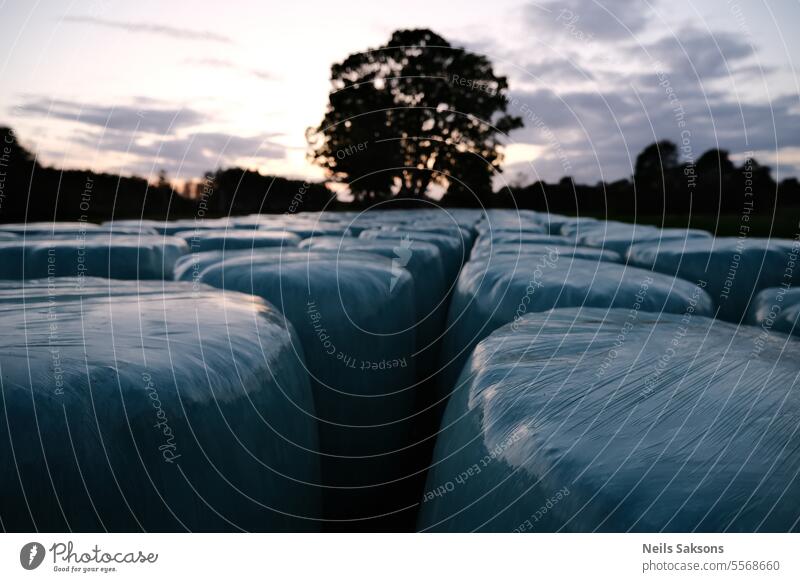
[307,29,522,204]
[634,141,679,185]
[633,141,680,214]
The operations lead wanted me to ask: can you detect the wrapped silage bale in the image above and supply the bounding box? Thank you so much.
[264,224,352,240]
[104,218,245,235]
[0,278,321,532]
[747,286,800,337]
[300,236,448,380]
[558,216,603,237]
[173,249,252,282]
[472,232,577,253]
[172,229,301,252]
[192,249,421,523]
[380,223,475,247]
[420,308,800,532]
[156,219,242,235]
[359,229,467,283]
[228,215,352,239]
[0,221,103,235]
[440,254,714,392]
[475,213,548,236]
[470,242,621,263]
[534,212,581,235]
[578,224,711,255]
[4,224,159,236]
[0,235,188,279]
[627,237,800,322]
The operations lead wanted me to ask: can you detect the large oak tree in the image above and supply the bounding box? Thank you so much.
[307,29,522,204]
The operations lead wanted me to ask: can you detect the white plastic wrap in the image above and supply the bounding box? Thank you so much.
[0,235,189,279]
[747,286,800,337]
[441,254,714,391]
[470,242,621,263]
[172,229,301,251]
[578,225,711,255]
[359,229,467,283]
[192,249,421,521]
[627,237,800,321]
[0,221,103,235]
[472,233,577,256]
[300,236,449,379]
[0,278,321,531]
[420,308,800,532]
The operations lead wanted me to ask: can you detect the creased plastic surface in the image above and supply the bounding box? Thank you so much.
[299,236,448,378]
[627,237,800,322]
[441,254,714,392]
[190,248,420,520]
[0,278,321,531]
[172,229,301,251]
[470,242,621,263]
[578,225,711,255]
[747,286,800,337]
[421,308,800,532]
[0,235,189,279]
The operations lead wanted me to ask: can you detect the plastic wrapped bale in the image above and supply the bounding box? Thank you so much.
[475,214,548,236]
[106,218,243,236]
[156,219,245,235]
[271,225,352,240]
[578,225,711,255]
[627,237,800,322]
[300,236,448,381]
[534,213,582,235]
[747,286,800,337]
[558,216,603,237]
[0,278,321,532]
[420,308,800,532]
[74,226,160,236]
[193,250,422,524]
[172,229,301,252]
[471,233,577,259]
[0,235,189,279]
[380,223,476,247]
[0,221,103,235]
[441,254,714,392]
[359,229,467,284]
[471,242,621,263]
[174,249,251,281]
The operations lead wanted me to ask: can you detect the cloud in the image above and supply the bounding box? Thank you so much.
[62,16,232,44]
[73,129,286,177]
[501,81,800,183]
[475,11,800,182]
[645,27,755,80]
[525,0,654,43]
[17,96,286,177]
[17,98,204,134]
[182,57,275,81]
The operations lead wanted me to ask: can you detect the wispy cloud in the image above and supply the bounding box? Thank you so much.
[62,15,233,44]
[182,57,275,81]
[17,98,204,134]
[16,95,286,177]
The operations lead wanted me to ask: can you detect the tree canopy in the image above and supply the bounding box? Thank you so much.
[307,29,522,204]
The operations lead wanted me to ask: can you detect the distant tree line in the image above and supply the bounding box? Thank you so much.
[496,140,800,217]
[0,127,336,224]
[1,126,798,225]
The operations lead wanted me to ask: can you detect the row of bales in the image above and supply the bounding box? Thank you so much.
[1,208,798,531]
